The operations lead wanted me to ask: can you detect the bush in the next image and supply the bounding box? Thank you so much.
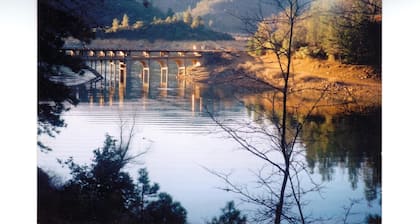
[295,46,327,60]
[208,201,247,224]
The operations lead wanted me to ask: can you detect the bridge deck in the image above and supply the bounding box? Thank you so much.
[62,47,243,53]
[81,55,202,61]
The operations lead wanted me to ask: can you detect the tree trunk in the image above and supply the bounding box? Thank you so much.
[274,2,295,223]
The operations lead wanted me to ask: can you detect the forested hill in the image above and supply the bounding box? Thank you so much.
[151,0,278,34]
[151,0,201,13]
[85,0,164,26]
[74,0,232,41]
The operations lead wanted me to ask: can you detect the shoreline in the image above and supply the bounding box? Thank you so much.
[66,38,381,115]
[188,52,381,116]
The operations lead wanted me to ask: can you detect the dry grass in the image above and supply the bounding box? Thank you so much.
[193,52,381,115]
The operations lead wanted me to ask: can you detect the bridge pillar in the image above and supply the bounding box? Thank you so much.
[160,66,168,88]
[178,66,186,76]
[191,85,203,112]
[98,90,104,106]
[103,60,107,89]
[118,84,125,108]
[113,61,118,87]
[119,61,126,88]
[140,60,150,92]
[99,60,104,88]
[177,78,186,97]
[175,59,187,77]
[109,86,114,106]
[109,60,115,88]
[157,59,169,88]
[142,67,150,92]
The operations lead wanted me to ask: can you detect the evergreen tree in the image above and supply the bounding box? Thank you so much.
[145,193,188,224]
[112,18,120,32]
[191,16,203,29]
[39,134,189,223]
[38,0,96,151]
[208,201,247,224]
[128,168,160,222]
[183,11,192,24]
[329,0,381,64]
[121,13,130,29]
[133,20,144,29]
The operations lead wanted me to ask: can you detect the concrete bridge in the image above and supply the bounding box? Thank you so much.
[63,47,206,92]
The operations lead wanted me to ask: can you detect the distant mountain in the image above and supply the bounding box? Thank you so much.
[84,0,164,26]
[150,0,279,34]
[150,0,201,13]
[190,0,279,33]
[92,0,234,41]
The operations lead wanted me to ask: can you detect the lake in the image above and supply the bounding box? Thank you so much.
[38,59,381,223]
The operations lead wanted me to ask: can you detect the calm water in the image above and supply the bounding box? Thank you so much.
[38,60,381,223]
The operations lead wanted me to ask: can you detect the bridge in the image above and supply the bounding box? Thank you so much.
[63,47,209,92]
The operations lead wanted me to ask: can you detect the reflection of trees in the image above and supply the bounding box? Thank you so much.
[301,109,381,202]
[243,93,381,202]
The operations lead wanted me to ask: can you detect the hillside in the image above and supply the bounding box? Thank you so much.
[95,21,233,41]
[193,0,278,33]
[151,0,200,12]
[66,0,233,41]
[151,0,278,33]
[185,51,381,115]
[85,0,164,26]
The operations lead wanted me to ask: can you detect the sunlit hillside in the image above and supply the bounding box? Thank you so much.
[151,0,278,33]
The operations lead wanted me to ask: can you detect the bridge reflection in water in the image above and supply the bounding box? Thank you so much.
[64,48,203,94]
[72,56,208,113]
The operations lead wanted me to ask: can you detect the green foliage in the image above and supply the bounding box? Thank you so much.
[295,46,327,59]
[303,0,381,65]
[90,0,164,26]
[327,0,381,64]
[97,19,233,41]
[99,8,231,41]
[208,201,247,224]
[59,134,136,222]
[250,0,381,65]
[145,193,188,224]
[38,0,96,150]
[127,168,160,218]
[38,135,187,223]
[246,38,265,56]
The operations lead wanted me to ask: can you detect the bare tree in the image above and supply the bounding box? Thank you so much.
[207,1,332,223]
